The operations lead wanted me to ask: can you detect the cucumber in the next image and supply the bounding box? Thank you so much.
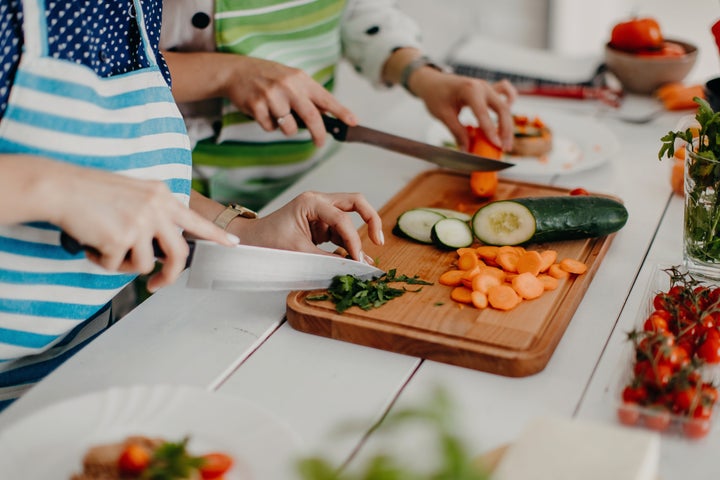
[471,196,628,246]
[395,208,446,244]
[420,207,472,222]
[430,218,474,249]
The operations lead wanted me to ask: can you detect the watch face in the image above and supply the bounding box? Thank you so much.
[230,204,258,219]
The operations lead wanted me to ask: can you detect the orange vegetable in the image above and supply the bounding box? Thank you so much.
[457,251,480,270]
[656,83,705,110]
[559,258,588,275]
[671,159,684,196]
[516,250,543,276]
[468,127,503,198]
[476,245,499,263]
[495,247,521,273]
[439,269,465,287]
[199,452,234,480]
[538,274,559,291]
[538,249,558,272]
[610,17,663,52]
[487,284,521,311]
[548,263,570,279]
[450,286,474,304]
[471,272,503,294]
[471,290,489,309]
[511,272,545,300]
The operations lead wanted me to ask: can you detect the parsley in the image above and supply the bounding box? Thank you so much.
[141,437,204,480]
[306,269,432,313]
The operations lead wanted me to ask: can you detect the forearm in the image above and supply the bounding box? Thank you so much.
[0,155,66,225]
[163,50,236,103]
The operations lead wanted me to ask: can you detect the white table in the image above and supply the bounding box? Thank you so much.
[0,75,714,479]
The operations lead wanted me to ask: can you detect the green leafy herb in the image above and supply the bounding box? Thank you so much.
[296,388,490,480]
[307,269,432,313]
[141,437,204,480]
[659,97,720,263]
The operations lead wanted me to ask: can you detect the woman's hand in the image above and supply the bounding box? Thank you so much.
[0,156,237,292]
[163,51,357,147]
[411,70,517,153]
[227,191,384,262]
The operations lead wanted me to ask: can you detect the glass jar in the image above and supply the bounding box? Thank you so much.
[683,145,720,278]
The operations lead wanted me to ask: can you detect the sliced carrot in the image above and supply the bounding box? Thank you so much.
[477,265,506,283]
[450,286,474,304]
[460,267,483,288]
[456,247,478,257]
[559,258,588,275]
[487,284,521,311]
[512,272,545,300]
[670,159,684,196]
[471,272,503,294]
[548,263,570,279]
[471,291,488,309]
[469,129,502,198]
[516,250,543,276]
[439,269,466,287]
[457,251,480,271]
[538,274,559,291]
[476,245,499,263]
[496,248,520,273]
[538,249,557,273]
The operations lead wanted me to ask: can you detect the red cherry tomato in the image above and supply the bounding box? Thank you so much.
[643,408,671,431]
[617,403,641,426]
[610,17,663,52]
[199,452,234,479]
[683,417,711,439]
[118,443,151,476]
[569,188,589,196]
[697,333,720,364]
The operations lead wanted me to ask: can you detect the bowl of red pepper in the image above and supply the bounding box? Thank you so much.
[604,17,697,94]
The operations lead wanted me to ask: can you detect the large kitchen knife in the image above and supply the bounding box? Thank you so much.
[293,112,514,172]
[60,234,384,291]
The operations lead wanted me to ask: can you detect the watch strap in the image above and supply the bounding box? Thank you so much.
[213,203,258,230]
[400,55,443,96]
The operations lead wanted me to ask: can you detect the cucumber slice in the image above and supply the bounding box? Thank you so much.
[472,200,536,246]
[431,218,474,249]
[420,207,472,222]
[395,208,446,244]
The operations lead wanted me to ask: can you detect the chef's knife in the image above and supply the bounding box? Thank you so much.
[293,112,514,172]
[60,233,383,291]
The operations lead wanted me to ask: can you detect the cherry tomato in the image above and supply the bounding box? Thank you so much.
[682,417,711,439]
[622,384,648,404]
[701,384,719,404]
[697,334,720,364]
[118,443,151,476]
[199,452,234,479]
[643,314,668,333]
[610,17,663,52]
[673,385,699,413]
[569,188,589,196]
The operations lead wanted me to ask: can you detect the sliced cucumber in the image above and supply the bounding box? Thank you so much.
[472,196,628,246]
[431,218,474,249]
[420,207,472,222]
[395,208,446,244]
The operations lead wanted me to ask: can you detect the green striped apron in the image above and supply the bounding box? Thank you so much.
[195,0,346,209]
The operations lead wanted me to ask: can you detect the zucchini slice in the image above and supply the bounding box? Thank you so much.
[472,196,629,246]
[395,208,446,244]
[431,218,474,249]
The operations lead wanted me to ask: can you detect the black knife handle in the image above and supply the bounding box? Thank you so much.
[291,111,349,141]
[60,231,165,260]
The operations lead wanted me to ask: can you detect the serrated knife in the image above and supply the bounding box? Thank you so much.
[60,234,384,291]
[294,112,514,172]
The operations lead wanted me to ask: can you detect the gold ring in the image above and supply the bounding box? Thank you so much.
[276,113,291,126]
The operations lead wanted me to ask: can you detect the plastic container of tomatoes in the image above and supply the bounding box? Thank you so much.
[615,264,720,440]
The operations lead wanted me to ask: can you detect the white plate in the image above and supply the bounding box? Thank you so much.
[426,109,619,176]
[0,384,303,479]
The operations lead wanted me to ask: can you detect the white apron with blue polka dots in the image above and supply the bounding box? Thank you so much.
[0,0,192,408]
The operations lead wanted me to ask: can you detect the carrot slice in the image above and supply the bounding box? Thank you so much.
[470,171,498,198]
[548,263,570,279]
[487,284,521,311]
[471,272,502,294]
[439,269,466,287]
[560,258,588,275]
[516,250,543,276]
[476,245,499,263]
[538,274,559,291]
[450,286,474,304]
[538,249,557,273]
[456,247,477,257]
[477,265,506,283]
[496,248,520,273]
[457,251,480,271]
[471,291,488,309]
[512,272,545,300]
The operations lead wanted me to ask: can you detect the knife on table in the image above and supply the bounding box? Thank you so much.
[293,112,514,173]
[60,233,383,291]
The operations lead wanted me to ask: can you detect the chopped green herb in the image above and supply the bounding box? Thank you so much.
[307,268,432,313]
[142,437,204,480]
[434,302,445,306]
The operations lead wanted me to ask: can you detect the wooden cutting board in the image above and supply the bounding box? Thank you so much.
[286,170,618,377]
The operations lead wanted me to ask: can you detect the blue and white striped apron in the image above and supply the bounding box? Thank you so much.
[0,0,192,409]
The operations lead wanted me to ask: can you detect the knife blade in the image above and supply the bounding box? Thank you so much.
[59,233,383,291]
[293,112,514,172]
